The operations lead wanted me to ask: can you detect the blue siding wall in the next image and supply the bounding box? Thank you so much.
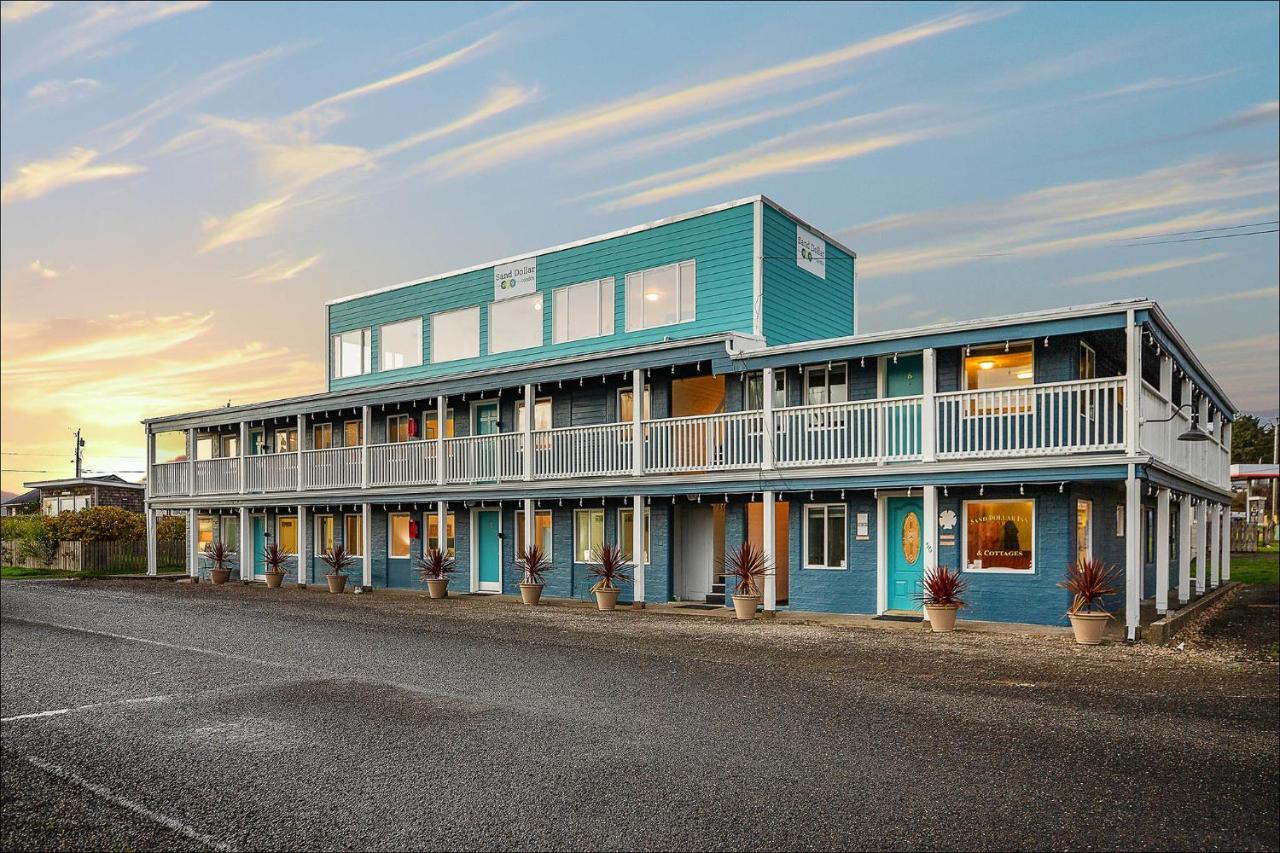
[786,495,878,614]
[761,204,855,344]
[328,205,755,391]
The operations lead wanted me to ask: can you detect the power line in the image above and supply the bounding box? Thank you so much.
[1119,228,1279,248]
[1120,219,1279,242]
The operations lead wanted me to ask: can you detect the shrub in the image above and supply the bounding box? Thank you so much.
[203,541,235,570]
[156,515,187,542]
[515,543,552,585]
[321,545,355,577]
[722,541,770,598]
[915,565,966,608]
[416,547,456,581]
[588,544,632,592]
[1,515,57,564]
[262,543,289,574]
[48,506,145,542]
[1059,558,1121,615]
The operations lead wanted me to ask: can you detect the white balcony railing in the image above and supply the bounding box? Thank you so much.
[194,458,239,495]
[775,397,923,467]
[444,433,524,483]
[1139,382,1229,488]
[368,441,436,488]
[644,410,764,473]
[151,461,190,496]
[532,422,634,480]
[245,453,298,492]
[303,446,363,490]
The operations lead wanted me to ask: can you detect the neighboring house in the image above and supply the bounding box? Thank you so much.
[24,475,145,515]
[142,195,1235,639]
[1,489,40,516]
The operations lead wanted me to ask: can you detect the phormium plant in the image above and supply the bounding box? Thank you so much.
[588,543,632,592]
[321,544,355,578]
[1059,558,1121,615]
[203,541,234,570]
[262,542,289,574]
[915,565,966,608]
[515,543,553,585]
[722,541,770,598]
[416,547,457,581]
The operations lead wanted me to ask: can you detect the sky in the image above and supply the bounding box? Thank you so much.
[1,1,1277,494]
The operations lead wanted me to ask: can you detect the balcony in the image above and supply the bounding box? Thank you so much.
[146,375,1204,499]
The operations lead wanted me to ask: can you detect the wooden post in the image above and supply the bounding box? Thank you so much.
[1177,494,1192,604]
[1210,503,1222,588]
[1124,466,1141,640]
[922,348,937,462]
[296,413,305,491]
[187,507,199,580]
[436,396,446,487]
[762,490,776,611]
[238,422,248,494]
[437,500,448,557]
[1125,311,1141,457]
[240,506,251,581]
[187,429,197,497]
[762,367,776,470]
[1194,500,1207,594]
[361,405,371,489]
[632,494,645,605]
[1155,487,1170,614]
[297,504,308,587]
[523,383,534,482]
[145,508,157,577]
[923,484,938,620]
[361,502,372,590]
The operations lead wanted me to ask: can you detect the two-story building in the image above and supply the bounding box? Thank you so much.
[142,196,1235,639]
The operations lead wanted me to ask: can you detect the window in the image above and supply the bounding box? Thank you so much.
[553,277,615,343]
[964,499,1035,573]
[220,434,239,457]
[804,363,848,405]
[380,318,422,371]
[249,428,267,456]
[515,399,552,431]
[221,517,239,548]
[344,514,364,557]
[423,409,455,440]
[316,515,335,555]
[625,260,696,331]
[73,494,91,510]
[344,420,363,448]
[427,511,456,556]
[387,414,413,444]
[313,424,334,450]
[331,328,371,379]
[804,504,846,569]
[1076,500,1092,565]
[618,508,651,565]
[195,435,215,460]
[574,509,605,562]
[1079,342,1097,380]
[515,510,553,558]
[278,517,298,554]
[489,293,544,354]
[747,370,788,409]
[273,429,298,454]
[1144,507,1155,564]
[198,517,215,549]
[431,306,480,363]
[618,386,652,422]
[389,512,411,559]
[1115,505,1125,537]
[964,342,1034,391]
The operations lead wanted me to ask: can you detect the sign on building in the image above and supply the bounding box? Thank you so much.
[796,226,826,280]
[494,257,537,301]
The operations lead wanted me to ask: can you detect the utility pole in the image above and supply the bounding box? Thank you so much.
[73,428,85,478]
[1272,420,1278,539]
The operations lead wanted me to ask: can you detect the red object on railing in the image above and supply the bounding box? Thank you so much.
[409,519,420,539]
[407,417,418,438]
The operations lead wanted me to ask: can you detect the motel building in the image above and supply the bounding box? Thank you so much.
[142,196,1235,639]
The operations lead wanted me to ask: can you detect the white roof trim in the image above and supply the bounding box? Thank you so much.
[24,477,144,490]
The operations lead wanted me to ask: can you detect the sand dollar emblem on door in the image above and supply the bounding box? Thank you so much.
[901,511,921,565]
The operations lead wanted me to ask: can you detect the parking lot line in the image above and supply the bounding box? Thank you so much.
[2,694,170,724]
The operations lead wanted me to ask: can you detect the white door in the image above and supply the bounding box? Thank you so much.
[678,505,713,601]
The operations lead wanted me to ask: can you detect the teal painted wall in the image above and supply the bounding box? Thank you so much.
[760,204,856,345]
[327,204,755,392]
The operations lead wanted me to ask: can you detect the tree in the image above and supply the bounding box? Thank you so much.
[1232,414,1276,465]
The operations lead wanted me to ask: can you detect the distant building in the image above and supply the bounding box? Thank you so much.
[1,489,41,516]
[23,475,145,515]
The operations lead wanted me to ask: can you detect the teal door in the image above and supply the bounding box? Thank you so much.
[474,402,499,435]
[473,402,501,480]
[476,510,501,591]
[884,354,923,458]
[251,516,267,578]
[887,497,924,611]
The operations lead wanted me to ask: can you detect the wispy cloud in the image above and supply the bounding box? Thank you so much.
[240,254,323,283]
[0,1,52,25]
[389,84,538,160]
[1088,100,1280,155]
[199,195,293,253]
[860,294,915,316]
[26,77,101,103]
[1,147,145,204]
[1063,253,1230,286]
[1165,285,1279,308]
[422,8,1008,177]
[24,259,59,280]
[1073,69,1238,103]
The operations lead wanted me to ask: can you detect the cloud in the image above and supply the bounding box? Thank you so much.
[860,294,915,316]
[1164,285,1279,308]
[1063,253,1230,286]
[240,254,323,283]
[24,259,59,280]
[983,35,1138,92]
[422,8,1007,177]
[1089,100,1280,155]
[0,1,52,25]
[389,83,539,160]
[1,147,145,204]
[1073,70,1238,103]
[26,77,101,103]
[199,195,294,253]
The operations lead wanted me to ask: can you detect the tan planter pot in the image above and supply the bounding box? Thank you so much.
[1069,611,1111,645]
[326,574,347,594]
[594,586,621,611]
[924,604,959,633]
[519,583,543,605]
[264,570,285,589]
[210,567,232,585]
[426,577,449,599]
[732,594,760,620]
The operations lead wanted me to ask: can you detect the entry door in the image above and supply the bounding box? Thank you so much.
[474,402,500,435]
[886,497,924,611]
[251,515,267,579]
[475,509,501,592]
[678,505,714,601]
[884,354,923,458]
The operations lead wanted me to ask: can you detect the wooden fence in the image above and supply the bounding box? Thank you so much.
[1,539,185,572]
[1231,520,1274,553]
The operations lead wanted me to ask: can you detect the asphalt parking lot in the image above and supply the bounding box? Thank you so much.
[2,578,1277,851]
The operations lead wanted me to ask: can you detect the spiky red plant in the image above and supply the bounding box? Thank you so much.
[915,565,967,608]
[416,547,456,581]
[321,544,355,578]
[515,543,553,585]
[262,542,289,574]
[1059,558,1121,615]
[588,543,632,591]
[722,541,770,598]
[203,541,234,570]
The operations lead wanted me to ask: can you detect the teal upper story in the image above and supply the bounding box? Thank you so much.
[326,196,856,391]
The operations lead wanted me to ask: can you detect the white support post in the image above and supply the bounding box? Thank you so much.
[187,507,199,580]
[239,506,251,581]
[1155,487,1170,614]
[1177,495,1192,604]
[1124,311,1141,457]
[1194,500,1207,594]
[145,429,156,577]
[523,383,534,482]
[361,502,372,590]
[631,369,644,477]
[762,490,777,612]
[923,484,938,621]
[1124,466,1141,641]
[1210,503,1222,588]
[361,405,372,489]
[921,348,937,463]
[238,422,248,494]
[297,504,308,587]
[145,430,156,499]
[145,508,157,576]
[296,413,305,491]
[437,500,447,557]
[632,494,645,605]
[187,429,197,496]
[435,396,446,487]
[761,367,776,470]
[1222,501,1232,581]
[522,497,534,555]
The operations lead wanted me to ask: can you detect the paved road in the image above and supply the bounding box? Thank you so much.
[2,579,1277,852]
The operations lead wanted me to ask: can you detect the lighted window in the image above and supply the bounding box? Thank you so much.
[431,307,480,363]
[387,414,412,444]
[618,508,651,565]
[278,517,298,554]
[625,260,696,331]
[553,277,615,343]
[1076,499,1092,565]
[273,429,298,454]
[221,517,239,548]
[618,386,652,422]
[489,293,544,354]
[804,504,846,569]
[316,515,335,554]
[380,318,422,371]
[343,421,363,448]
[389,512,411,559]
[964,499,1035,573]
[331,328,371,379]
[574,509,605,562]
[344,514,364,557]
[964,342,1034,391]
[422,409,455,440]
[515,399,552,431]
[427,511,456,556]
[515,510,554,558]
[313,424,333,450]
[198,517,215,549]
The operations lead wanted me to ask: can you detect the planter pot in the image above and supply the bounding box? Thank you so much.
[209,567,232,585]
[426,577,449,599]
[326,574,347,594]
[1068,611,1111,645]
[519,583,543,605]
[594,586,621,611]
[264,570,285,589]
[924,604,959,632]
[732,594,761,621]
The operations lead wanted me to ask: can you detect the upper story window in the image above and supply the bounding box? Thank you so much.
[489,293,544,354]
[1079,342,1096,380]
[220,435,239,457]
[274,429,298,454]
[431,306,480,363]
[422,408,455,440]
[747,370,788,409]
[387,414,413,443]
[379,318,422,371]
[553,278,614,343]
[195,435,216,461]
[804,363,848,405]
[625,260,696,332]
[964,342,1034,391]
[515,398,552,431]
[331,329,371,379]
[313,424,333,449]
[619,385,652,422]
[344,420,363,448]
